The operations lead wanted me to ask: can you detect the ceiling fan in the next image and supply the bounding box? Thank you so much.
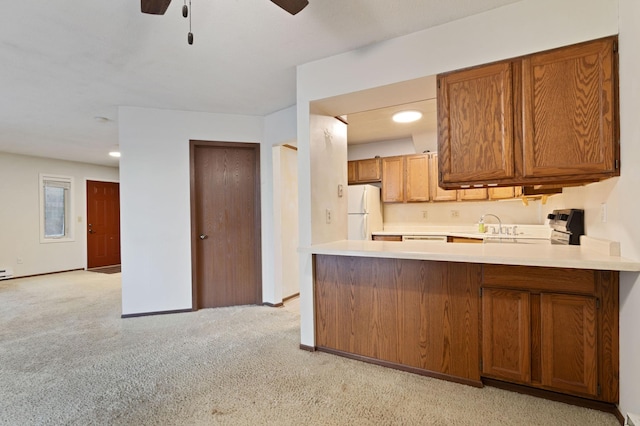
[141,0,309,16]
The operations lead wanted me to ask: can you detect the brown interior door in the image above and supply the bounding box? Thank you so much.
[191,141,262,309]
[87,181,121,268]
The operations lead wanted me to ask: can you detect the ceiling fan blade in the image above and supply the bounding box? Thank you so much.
[141,0,172,15]
[270,0,309,15]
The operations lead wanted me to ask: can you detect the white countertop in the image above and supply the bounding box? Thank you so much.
[301,239,640,272]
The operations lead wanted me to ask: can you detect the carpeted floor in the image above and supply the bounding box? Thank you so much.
[0,271,620,425]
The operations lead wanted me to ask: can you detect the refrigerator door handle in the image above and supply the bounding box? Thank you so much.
[363,215,368,239]
[362,186,368,214]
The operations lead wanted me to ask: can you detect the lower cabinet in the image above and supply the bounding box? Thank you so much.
[314,256,482,384]
[540,293,597,396]
[312,257,619,404]
[481,265,617,402]
[482,289,531,383]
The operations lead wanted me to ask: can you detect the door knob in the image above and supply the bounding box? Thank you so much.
[199,234,208,240]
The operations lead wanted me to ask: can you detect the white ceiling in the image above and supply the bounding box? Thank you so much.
[347,99,437,146]
[0,0,520,166]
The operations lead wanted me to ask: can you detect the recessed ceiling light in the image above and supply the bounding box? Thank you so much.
[109,151,121,158]
[392,110,422,123]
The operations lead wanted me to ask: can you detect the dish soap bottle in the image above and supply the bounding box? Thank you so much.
[478,218,485,233]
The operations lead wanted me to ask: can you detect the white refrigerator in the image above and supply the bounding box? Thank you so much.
[348,184,383,240]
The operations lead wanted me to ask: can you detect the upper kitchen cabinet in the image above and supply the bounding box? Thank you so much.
[438,61,516,186]
[382,154,430,203]
[429,154,457,202]
[437,36,619,189]
[348,157,382,184]
[347,161,357,183]
[381,156,404,202]
[405,154,430,202]
[521,38,618,179]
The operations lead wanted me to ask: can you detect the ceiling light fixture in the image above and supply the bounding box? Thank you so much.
[392,110,422,123]
[109,145,121,158]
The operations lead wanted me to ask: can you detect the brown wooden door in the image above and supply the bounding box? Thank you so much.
[381,156,405,203]
[522,38,617,179]
[404,154,430,202]
[482,288,531,383]
[190,141,262,309]
[540,293,597,397]
[438,61,516,185]
[87,181,120,268]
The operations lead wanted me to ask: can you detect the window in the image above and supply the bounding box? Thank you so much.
[40,174,74,242]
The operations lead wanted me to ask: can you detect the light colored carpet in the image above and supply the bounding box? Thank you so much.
[0,271,619,425]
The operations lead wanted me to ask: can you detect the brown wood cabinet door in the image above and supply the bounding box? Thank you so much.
[458,188,488,201]
[540,293,597,397]
[438,61,516,185]
[356,158,381,182]
[347,161,357,184]
[429,154,458,201]
[382,156,405,202]
[405,154,430,202]
[488,186,515,200]
[522,38,617,178]
[482,289,531,383]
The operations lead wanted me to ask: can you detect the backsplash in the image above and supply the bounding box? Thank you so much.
[383,197,554,228]
[382,178,618,240]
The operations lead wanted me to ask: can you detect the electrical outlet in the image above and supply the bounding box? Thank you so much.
[16,258,23,264]
[422,211,428,219]
[338,184,344,198]
[450,210,460,218]
[326,208,332,224]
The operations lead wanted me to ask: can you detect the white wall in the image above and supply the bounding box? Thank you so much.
[273,145,299,299]
[617,0,640,416]
[0,152,119,277]
[297,0,640,415]
[262,106,297,305]
[310,114,348,245]
[118,105,297,314]
[347,138,415,161]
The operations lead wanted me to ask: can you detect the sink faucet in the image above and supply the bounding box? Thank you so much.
[480,214,502,234]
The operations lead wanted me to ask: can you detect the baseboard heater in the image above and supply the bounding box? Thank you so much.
[0,268,13,280]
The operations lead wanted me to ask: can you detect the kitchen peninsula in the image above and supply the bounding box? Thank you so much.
[303,239,640,411]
